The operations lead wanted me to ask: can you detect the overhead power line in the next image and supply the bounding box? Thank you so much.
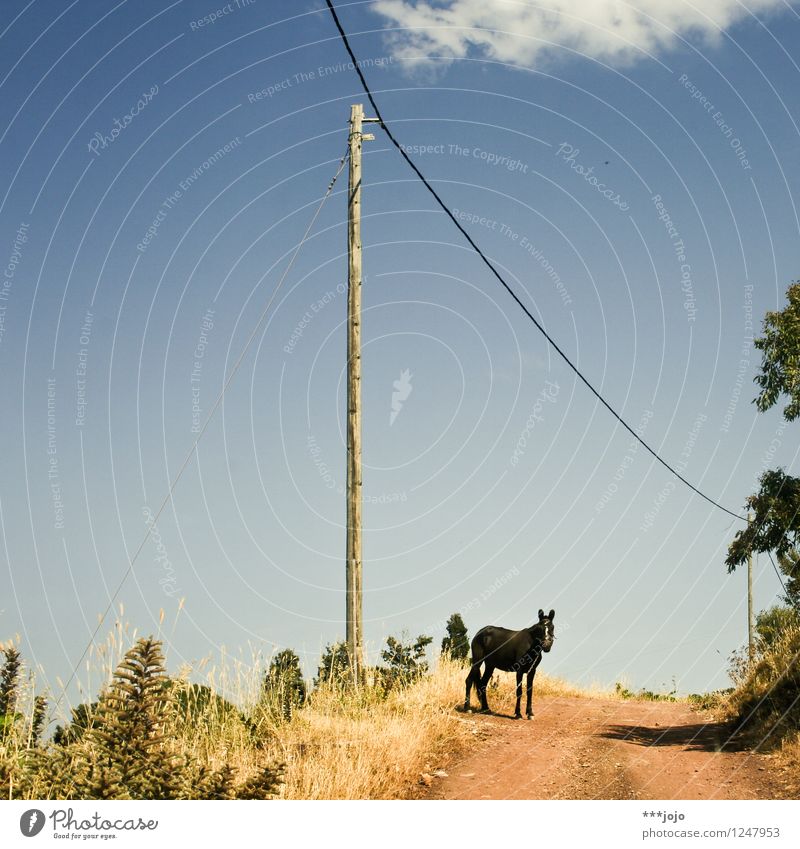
[767,550,800,611]
[52,149,350,713]
[324,0,745,523]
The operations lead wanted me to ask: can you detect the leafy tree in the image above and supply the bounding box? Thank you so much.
[315,641,351,687]
[727,281,800,588]
[752,282,800,420]
[777,548,800,609]
[726,469,800,568]
[441,613,470,663]
[263,649,306,720]
[380,632,432,687]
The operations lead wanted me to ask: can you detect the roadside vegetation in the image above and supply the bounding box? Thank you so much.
[9,600,771,802]
[723,280,800,796]
[5,611,795,799]
[0,619,466,800]
[0,613,611,801]
[724,601,800,795]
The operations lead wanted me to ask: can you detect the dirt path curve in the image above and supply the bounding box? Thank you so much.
[425,696,789,800]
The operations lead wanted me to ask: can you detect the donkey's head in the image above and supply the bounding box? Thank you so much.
[537,609,555,652]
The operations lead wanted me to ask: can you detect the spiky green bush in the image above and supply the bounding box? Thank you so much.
[0,637,283,800]
[74,637,181,798]
[0,647,22,736]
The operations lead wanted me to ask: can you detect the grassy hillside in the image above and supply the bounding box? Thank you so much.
[0,633,603,800]
[7,621,797,800]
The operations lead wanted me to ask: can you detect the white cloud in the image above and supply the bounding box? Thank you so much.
[372,0,789,68]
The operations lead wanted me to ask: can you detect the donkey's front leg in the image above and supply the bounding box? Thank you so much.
[525,668,536,719]
[514,670,524,718]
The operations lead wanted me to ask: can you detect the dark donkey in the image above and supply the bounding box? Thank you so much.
[464,609,555,719]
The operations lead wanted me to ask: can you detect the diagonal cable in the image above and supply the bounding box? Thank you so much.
[324,0,745,522]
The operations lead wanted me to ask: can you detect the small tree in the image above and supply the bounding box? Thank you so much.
[263,649,306,720]
[380,632,432,687]
[441,613,470,663]
[0,647,21,735]
[315,641,351,687]
[82,637,179,799]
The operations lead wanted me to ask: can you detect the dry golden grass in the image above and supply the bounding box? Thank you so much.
[726,623,800,732]
[775,731,800,797]
[258,664,609,799]
[269,662,473,799]
[146,658,608,800]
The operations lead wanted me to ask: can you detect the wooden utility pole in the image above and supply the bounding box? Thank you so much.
[747,512,754,661]
[346,104,375,683]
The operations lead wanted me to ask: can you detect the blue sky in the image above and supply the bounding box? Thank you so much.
[1,0,799,708]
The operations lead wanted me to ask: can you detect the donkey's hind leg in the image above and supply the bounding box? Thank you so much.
[477,664,494,713]
[464,663,480,711]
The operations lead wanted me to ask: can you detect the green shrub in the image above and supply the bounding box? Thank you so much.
[687,690,732,711]
[728,622,800,737]
[262,649,306,721]
[381,633,432,689]
[315,641,351,687]
[755,605,800,649]
[614,681,677,702]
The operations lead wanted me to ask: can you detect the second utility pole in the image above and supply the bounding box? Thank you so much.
[346,103,375,684]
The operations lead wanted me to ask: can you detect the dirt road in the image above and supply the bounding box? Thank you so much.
[424,696,791,800]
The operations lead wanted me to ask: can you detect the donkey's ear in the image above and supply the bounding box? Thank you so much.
[538,609,544,619]
[548,609,555,620]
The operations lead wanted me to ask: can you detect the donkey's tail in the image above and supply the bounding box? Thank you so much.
[469,627,492,666]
